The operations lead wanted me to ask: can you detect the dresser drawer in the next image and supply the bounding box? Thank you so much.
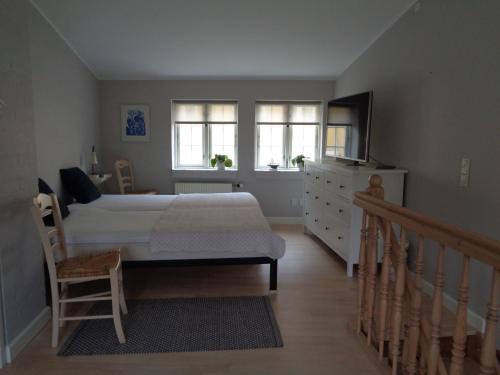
[307,210,323,233]
[305,165,323,186]
[324,199,351,225]
[336,174,353,199]
[304,164,316,185]
[323,215,350,259]
[332,224,350,254]
[305,188,323,209]
[323,171,337,192]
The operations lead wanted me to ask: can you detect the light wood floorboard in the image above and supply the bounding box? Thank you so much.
[3,224,386,375]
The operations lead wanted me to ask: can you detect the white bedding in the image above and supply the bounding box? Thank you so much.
[64,206,161,244]
[69,194,176,211]
[64,193,285,260]
[150,193,285,259]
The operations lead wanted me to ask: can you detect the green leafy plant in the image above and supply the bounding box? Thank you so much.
[291,154,306,166]
[210,154,233,168]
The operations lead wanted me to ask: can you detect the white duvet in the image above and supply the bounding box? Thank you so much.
[65,193,285,260]
[150,193,285,259]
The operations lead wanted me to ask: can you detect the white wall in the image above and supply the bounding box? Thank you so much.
[30,5,100,197]
[334,0,500,317]
[0,0,46,355]
[99,80,334,217]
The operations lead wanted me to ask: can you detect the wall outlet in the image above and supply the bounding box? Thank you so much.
[459,158,470,188]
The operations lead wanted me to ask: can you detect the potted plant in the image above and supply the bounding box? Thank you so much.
[210,154,233,170]
[291,154,307,171]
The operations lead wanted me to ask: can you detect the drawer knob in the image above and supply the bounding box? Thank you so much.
[306,172,311,176]
[326,202,330,206]
[305,212,309,216]
[337,236,343,240]
[306,191,310,194]
[326,180,331,184]
[325,226,329,230]
[338,209,343,213]
[314,219,318,222]
[314,196,319,199]
[339,185,345,189]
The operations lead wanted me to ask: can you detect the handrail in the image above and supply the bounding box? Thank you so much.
[354,191,500,269]
[354,175,500,375]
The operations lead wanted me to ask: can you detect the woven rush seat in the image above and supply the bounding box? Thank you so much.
[57,250,121,279]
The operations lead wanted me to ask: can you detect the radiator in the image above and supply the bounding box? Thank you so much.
[174,182,233,194]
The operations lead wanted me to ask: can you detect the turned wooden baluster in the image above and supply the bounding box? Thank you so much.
[364,175,384,344]
[390,227,407,375]
[357,210,368,334]
[366,213,378,344]
[426,244,445,375]
[378,219,392,359]
[406,236,425,375]
[449,255,470,375]
[479,269,500,375]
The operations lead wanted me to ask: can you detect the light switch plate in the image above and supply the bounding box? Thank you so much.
[459,158,471,188]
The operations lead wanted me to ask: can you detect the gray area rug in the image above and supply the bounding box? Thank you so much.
[58,296,283,356]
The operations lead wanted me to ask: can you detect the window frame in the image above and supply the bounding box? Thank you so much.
[254,101,322,170]
[172,100,238,170]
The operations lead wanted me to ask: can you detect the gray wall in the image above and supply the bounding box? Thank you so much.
[30,6,100,196]
[100,80,334,217]
[0,0,46,346]
[334,0,500,317]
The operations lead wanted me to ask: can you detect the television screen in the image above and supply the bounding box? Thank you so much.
[325,91,372,163]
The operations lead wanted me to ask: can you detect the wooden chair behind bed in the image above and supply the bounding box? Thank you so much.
[31,193,128,348]
[115,159,158,195]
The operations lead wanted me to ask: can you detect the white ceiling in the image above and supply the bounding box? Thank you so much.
[32,0,415,80]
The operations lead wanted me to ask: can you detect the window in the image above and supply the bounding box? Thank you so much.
[255,102,322,169]
[326,126,350,157]
[173,101,238,169]
[326,105,353,158]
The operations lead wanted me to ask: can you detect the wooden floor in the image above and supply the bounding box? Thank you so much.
[3,224,386,375]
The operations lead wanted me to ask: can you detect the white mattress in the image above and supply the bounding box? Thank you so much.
[69,194,176,211]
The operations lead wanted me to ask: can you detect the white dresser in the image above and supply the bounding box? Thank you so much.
[304,160,407,277]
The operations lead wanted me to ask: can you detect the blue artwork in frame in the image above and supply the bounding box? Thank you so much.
[121,105,150,142]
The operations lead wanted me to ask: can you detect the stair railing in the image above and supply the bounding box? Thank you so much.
[354,175,500,375]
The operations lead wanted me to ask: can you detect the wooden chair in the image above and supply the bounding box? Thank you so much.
[114,159,157,195]
[31,193,128,348]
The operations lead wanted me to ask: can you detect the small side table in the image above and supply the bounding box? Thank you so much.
[88,173,112,186]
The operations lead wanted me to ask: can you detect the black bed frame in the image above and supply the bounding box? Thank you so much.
[123,257,278,291]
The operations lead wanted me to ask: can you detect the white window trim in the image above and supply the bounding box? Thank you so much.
[172,100,238,170]
[254,101,323,170]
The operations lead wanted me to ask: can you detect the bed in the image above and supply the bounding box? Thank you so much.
[63,193,285,290]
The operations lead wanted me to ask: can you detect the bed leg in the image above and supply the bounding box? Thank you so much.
[269,260,277,292]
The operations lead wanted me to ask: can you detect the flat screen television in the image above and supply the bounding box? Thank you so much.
[325,91,373,164]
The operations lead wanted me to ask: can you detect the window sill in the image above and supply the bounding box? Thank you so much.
[253,168,305,180]
[172,168,239,179]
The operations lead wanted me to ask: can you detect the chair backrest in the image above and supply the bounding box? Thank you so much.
[31,193,68,282]
[115,159,135,194]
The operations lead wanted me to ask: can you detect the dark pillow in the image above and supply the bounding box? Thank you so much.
[60,167,101,204]
[38,178,70,226]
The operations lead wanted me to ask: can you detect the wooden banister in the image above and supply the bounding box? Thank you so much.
[354,192,500,268]
[355,175,500,375]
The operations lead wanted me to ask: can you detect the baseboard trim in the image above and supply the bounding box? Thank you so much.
[419,276,485,332]
[266,217,303,225]
[6,307,50,363]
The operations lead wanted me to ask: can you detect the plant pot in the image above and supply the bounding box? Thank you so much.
[216,161,226,170]
[297,163,305,171]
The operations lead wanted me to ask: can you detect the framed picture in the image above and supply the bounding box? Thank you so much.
[121,105,150,142]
